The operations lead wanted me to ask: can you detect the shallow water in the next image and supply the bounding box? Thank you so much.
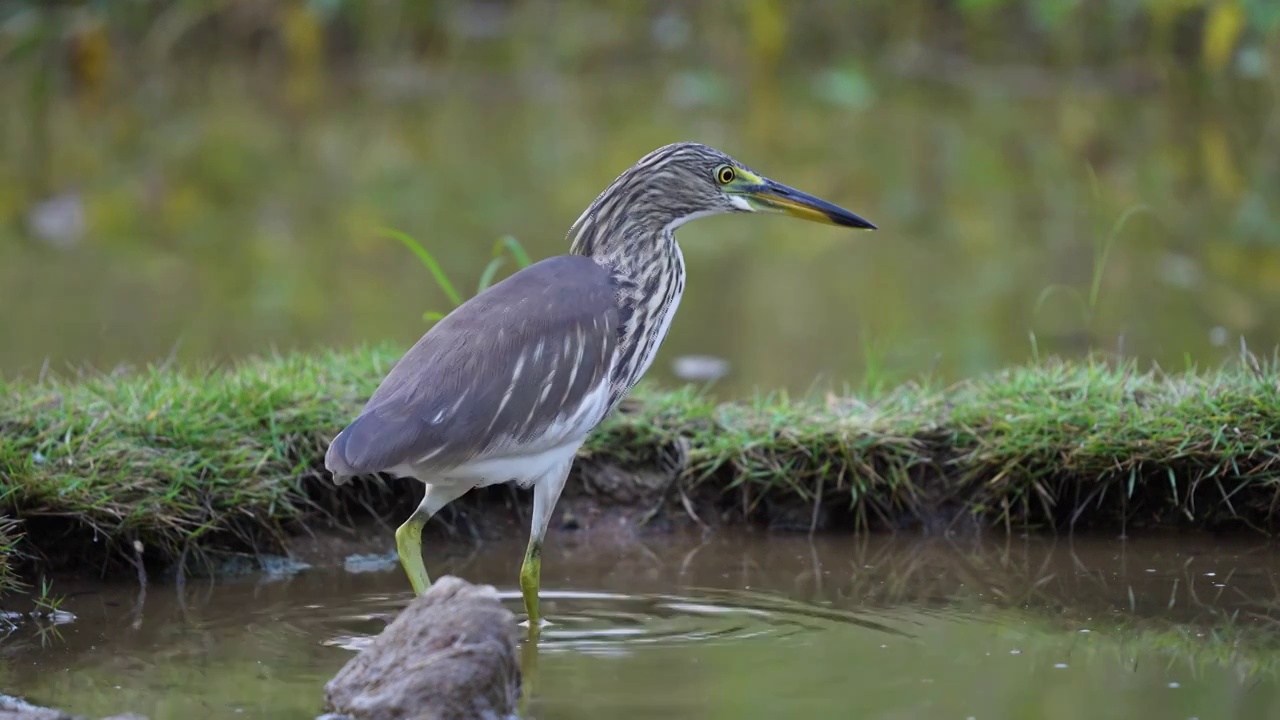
[4,531,1280,719]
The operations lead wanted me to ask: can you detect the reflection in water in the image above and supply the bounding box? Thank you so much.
[2,532,1280,718]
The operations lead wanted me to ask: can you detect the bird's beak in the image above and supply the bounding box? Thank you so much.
[740,177,877,230]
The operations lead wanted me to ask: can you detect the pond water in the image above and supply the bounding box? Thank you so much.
[3,531,1279,719]
[3,8,1280,396]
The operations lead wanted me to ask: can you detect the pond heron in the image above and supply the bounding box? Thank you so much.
[325,142,875,627]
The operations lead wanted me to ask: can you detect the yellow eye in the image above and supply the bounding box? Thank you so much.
[716,165,736,184]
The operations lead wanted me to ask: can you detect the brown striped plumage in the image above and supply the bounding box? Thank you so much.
[324,142,875,629]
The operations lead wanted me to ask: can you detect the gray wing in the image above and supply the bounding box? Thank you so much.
[325,254,620,480]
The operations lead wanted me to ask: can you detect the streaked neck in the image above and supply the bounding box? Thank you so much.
[569,212,671,271]
[565,194,689,407]
[601,228,687,408]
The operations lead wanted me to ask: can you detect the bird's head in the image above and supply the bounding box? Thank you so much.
[569,142,875,257]
[671,142,878,231]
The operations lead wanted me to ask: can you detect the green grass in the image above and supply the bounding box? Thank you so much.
[379,228,534,322]
[0,347,405,580]
[2,347,1280,587]
[0,517,20,596]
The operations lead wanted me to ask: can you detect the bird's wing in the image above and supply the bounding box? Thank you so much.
[325,254,620,480]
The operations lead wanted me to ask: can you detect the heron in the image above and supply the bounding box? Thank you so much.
[324,142,875,627]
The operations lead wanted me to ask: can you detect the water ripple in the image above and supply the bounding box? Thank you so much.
[317,586,917,657]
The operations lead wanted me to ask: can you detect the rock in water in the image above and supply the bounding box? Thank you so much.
[323,576,521,720]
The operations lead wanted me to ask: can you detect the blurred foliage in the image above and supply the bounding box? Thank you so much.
[0,0,1279,394]
[2,0,1280,74]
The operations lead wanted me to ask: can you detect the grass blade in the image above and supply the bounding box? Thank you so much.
[494,235,533,268]
[378,227,462,306]
[477,257,506,294]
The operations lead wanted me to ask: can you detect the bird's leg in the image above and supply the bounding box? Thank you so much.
[520,461,571,631]
[394,511,431,596]
[396,482,467,596]
[518,541,542,625]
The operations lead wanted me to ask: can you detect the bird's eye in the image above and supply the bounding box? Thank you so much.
[715,166,736,185]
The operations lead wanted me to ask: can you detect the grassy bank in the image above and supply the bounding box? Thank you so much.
[2,345,1280,589]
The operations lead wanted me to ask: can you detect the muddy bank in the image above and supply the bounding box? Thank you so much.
[3,346,1280,589]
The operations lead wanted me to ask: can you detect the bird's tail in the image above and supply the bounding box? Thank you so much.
[325,429,355,486]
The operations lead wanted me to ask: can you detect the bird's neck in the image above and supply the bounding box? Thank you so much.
[568,218,687,409]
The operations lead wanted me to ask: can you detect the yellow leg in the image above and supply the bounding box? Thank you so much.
[519,538,542,627]
[393,483,467,597]
[395,512,431,596]
[521,459,571,632]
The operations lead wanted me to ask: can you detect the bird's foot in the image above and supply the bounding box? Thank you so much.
[521,615,551,644]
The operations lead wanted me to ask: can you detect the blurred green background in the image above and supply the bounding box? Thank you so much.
[2,0,1279,396]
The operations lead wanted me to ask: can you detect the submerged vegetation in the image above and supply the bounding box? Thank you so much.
[2,346,1280,588]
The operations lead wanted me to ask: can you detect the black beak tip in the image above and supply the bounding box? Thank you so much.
[836,213,877,230]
